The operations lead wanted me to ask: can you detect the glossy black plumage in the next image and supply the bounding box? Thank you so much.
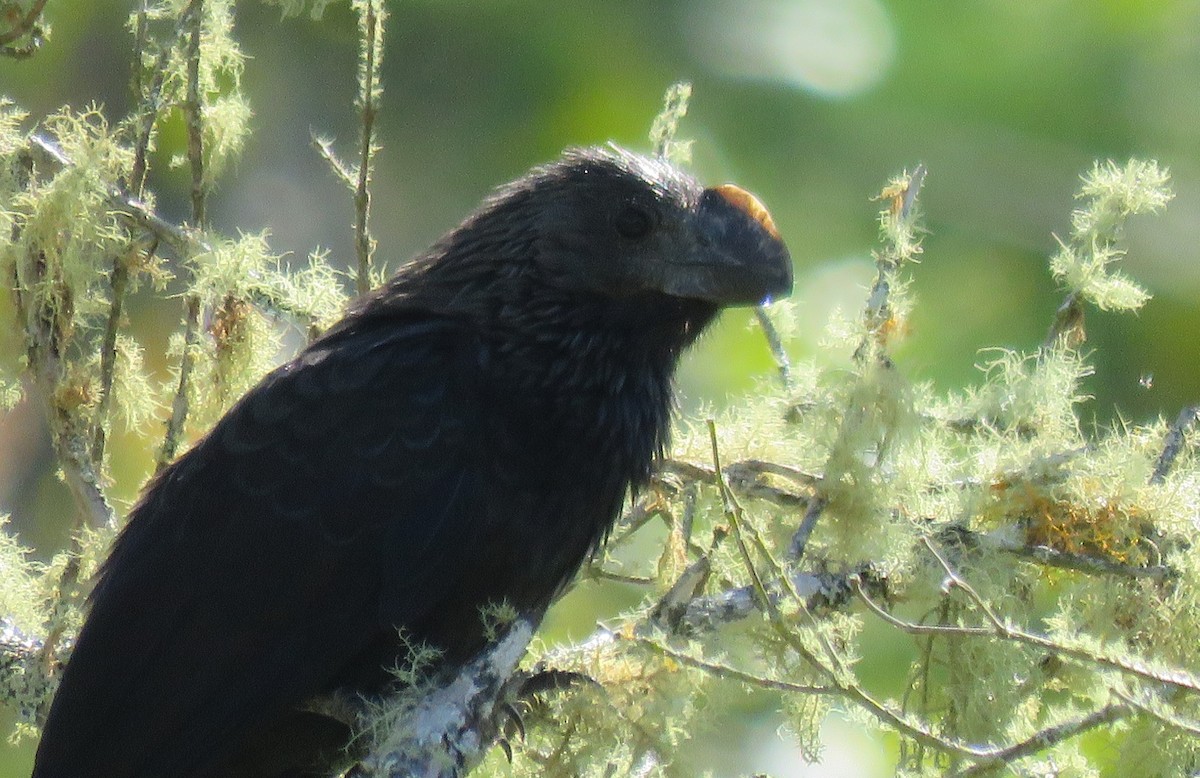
[32,146,792,776]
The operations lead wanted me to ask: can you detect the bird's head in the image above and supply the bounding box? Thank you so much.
[514,145,793,309]
[367,145,792,344]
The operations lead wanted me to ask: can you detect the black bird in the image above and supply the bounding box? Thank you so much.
[32,145,792,776]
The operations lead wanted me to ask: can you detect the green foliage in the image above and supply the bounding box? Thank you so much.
[1050,160,1172,313]
[182,232,350,425]
[650,82,694,164]
[0,2,350,745]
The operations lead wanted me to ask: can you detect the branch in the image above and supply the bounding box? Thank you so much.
[949,704,1133,778]
[157,294,202,470]
[1151,404,1199,484]
[0,619,57,728]
[349,618,535,777]
[978,531,1173,582]
[677,562,885,634]
[0,0,47,58]
[91,242,136,466]
[753,305,792,389]
[184,0,206,226]
[352,0,385,296]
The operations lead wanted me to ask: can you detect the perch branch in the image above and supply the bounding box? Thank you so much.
[349,618,536,777]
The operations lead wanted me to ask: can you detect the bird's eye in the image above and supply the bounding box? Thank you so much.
[613,204,654,240]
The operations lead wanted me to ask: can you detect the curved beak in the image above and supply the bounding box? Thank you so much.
[664,184,793,306]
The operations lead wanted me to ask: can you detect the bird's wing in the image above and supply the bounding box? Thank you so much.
[34,316,489,777]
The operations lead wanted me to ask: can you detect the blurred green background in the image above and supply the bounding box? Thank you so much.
[4,1,1200,775]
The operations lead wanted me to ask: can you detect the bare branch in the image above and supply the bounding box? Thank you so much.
[352,0,386,296]
[157,295,202,471]
[184,0,206,226]
[753,305,792,389]
[350,618,536,777]
[311,131,358,189]
[1151,404,1199,484]
[949,704,1133,778]
[0,0,48,58]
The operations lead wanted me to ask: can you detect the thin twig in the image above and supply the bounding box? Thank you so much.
[679,563,883,634]
[90,245,134,466]
[1150,404,1199,484]
[26,134,209,258]
[129,26,174,196]
[1113,687,1200,737]
[157,295,201,471]
[158,0,207,470]
[311,132,357,188]
[989,537,1173,582]
[353,0,385,296]
[788,494,828,562]
[659,458,817,509]
[901,164,927,220]
[633,636,832,696]
[707,421,772,615]
[184,0,206,226]
[950,704,1133,778]
[0,0,48,58]
[91,1,174,467]
[753,306,792,388]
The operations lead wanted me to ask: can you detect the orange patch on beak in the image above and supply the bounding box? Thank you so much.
[712,183,780,241]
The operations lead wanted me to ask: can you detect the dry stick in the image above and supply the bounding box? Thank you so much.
[1113,687,1200,737]
[988,536,1172,582]
[787,494,828,562]
[158,295,202,471]
[311,134,357,189]
[90,246,133,465]
[1150,404,1199,484]
[353,0,384,296]
[843,540,1187,769]
[184,0,206,226]
[159,0,207,471]
[706,421,888,708]
[0,0,47,57]
[0,0,48,45]
[754,306,792,389]
[129,32,174,196]
[707,421,772,614]
[900,599,953,770]
[951,704,1133,778]
[665,453,1168,581]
